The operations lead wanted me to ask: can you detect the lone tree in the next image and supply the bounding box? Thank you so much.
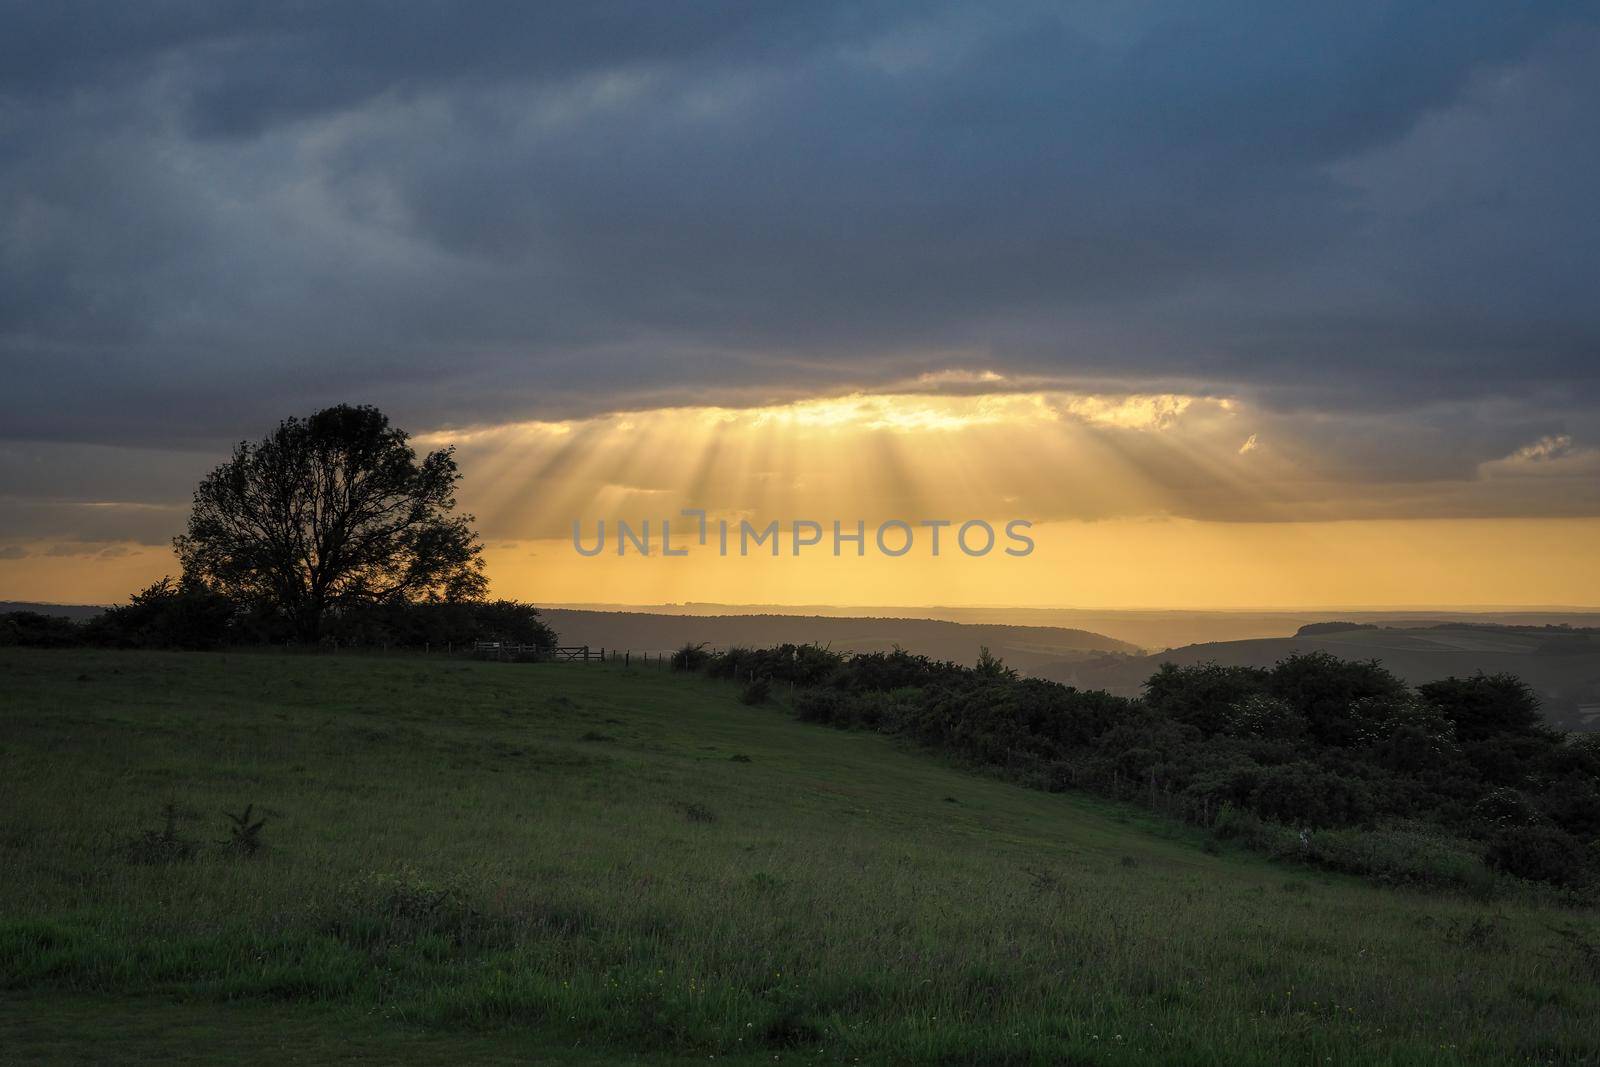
[176,404,486,641]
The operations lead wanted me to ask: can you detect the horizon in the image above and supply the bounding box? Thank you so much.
[14,595,1600,617]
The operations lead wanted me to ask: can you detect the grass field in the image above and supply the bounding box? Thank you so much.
[2,648,1597,1064]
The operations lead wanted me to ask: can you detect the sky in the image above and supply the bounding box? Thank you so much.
[2,2,1599,608]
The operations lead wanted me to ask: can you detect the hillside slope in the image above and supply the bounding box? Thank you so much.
[1,649,1597,1063]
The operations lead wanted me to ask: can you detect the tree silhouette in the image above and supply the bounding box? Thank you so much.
[175,404,486,641]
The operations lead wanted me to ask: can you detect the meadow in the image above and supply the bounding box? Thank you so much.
[1,648,1597,1064]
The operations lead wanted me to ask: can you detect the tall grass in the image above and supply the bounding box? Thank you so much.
[1,648,1597,1063]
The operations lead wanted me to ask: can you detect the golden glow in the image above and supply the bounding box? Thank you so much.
[9,517,1599,609]
[8,386,1600,609]
[411,388,1261,545]
[480,517,1600,610]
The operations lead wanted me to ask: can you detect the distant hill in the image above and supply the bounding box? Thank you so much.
[0,601,106,621]
[540,608,1140,671]
[547,602,1600,652]
[1056,623,1600,732]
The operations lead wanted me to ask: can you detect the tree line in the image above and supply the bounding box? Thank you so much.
[0,584,554,652]
[2,404,555,653]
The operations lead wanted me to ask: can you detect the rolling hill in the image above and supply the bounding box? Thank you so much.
[540,608,1140,671]
[0,600,108,621]
[2,647,1596,1063]
[548,602,1600,652]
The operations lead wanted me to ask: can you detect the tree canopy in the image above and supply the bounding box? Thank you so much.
[175,404,485,640]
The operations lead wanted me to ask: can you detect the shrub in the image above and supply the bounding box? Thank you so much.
[125,803,200,865]
[1538,773,1600,839]
[975,646,1017,680]
[85,576,236,650]
[1144,662,1267,737]
[1485,825,1589,886]
[1266,652,1410,748]
[1248,762,1375,828]
[1471,788,1542,831]
[1419,673,1548,744]
[1229,693,1306,740]
[740,677,772,705]
[1306,824,1489,890]
[0,611,85,648]
[671,642,712,671]
[794,687,849,724]
[708,643,845,686]
[220,803,267,857]
[326,598,555,651]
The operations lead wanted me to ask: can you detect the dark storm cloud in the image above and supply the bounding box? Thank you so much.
[0,2,1597,521]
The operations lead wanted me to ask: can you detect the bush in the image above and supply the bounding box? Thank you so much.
[707,643,844,686]
[794,687,848,724]
[1419,672,1548,744]
[220,803,267,857]
[85,576,236,650]
[1228,693,1306,740]
[0,611,86,648]
[1266,652,1410,748]
[1538,773,1600,839]
[1144,662,1266,737]
[1306,824,1490,890]
[1485,825,1590,885]
[326,598,555,651]
[1248,762,1376,828]
[975,646,1017,680]
[1471,787,1542,830]
[740,678,772,705]
[671,642,712,671]
[3,579,556,654]
[124,804,200,865]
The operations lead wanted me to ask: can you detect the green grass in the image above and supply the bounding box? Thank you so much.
[1,648,1597,1064]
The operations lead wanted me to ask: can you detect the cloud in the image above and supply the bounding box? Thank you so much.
[1,4,1598,545]
[1509,434,1576,462]
[1479,434,1600,481]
